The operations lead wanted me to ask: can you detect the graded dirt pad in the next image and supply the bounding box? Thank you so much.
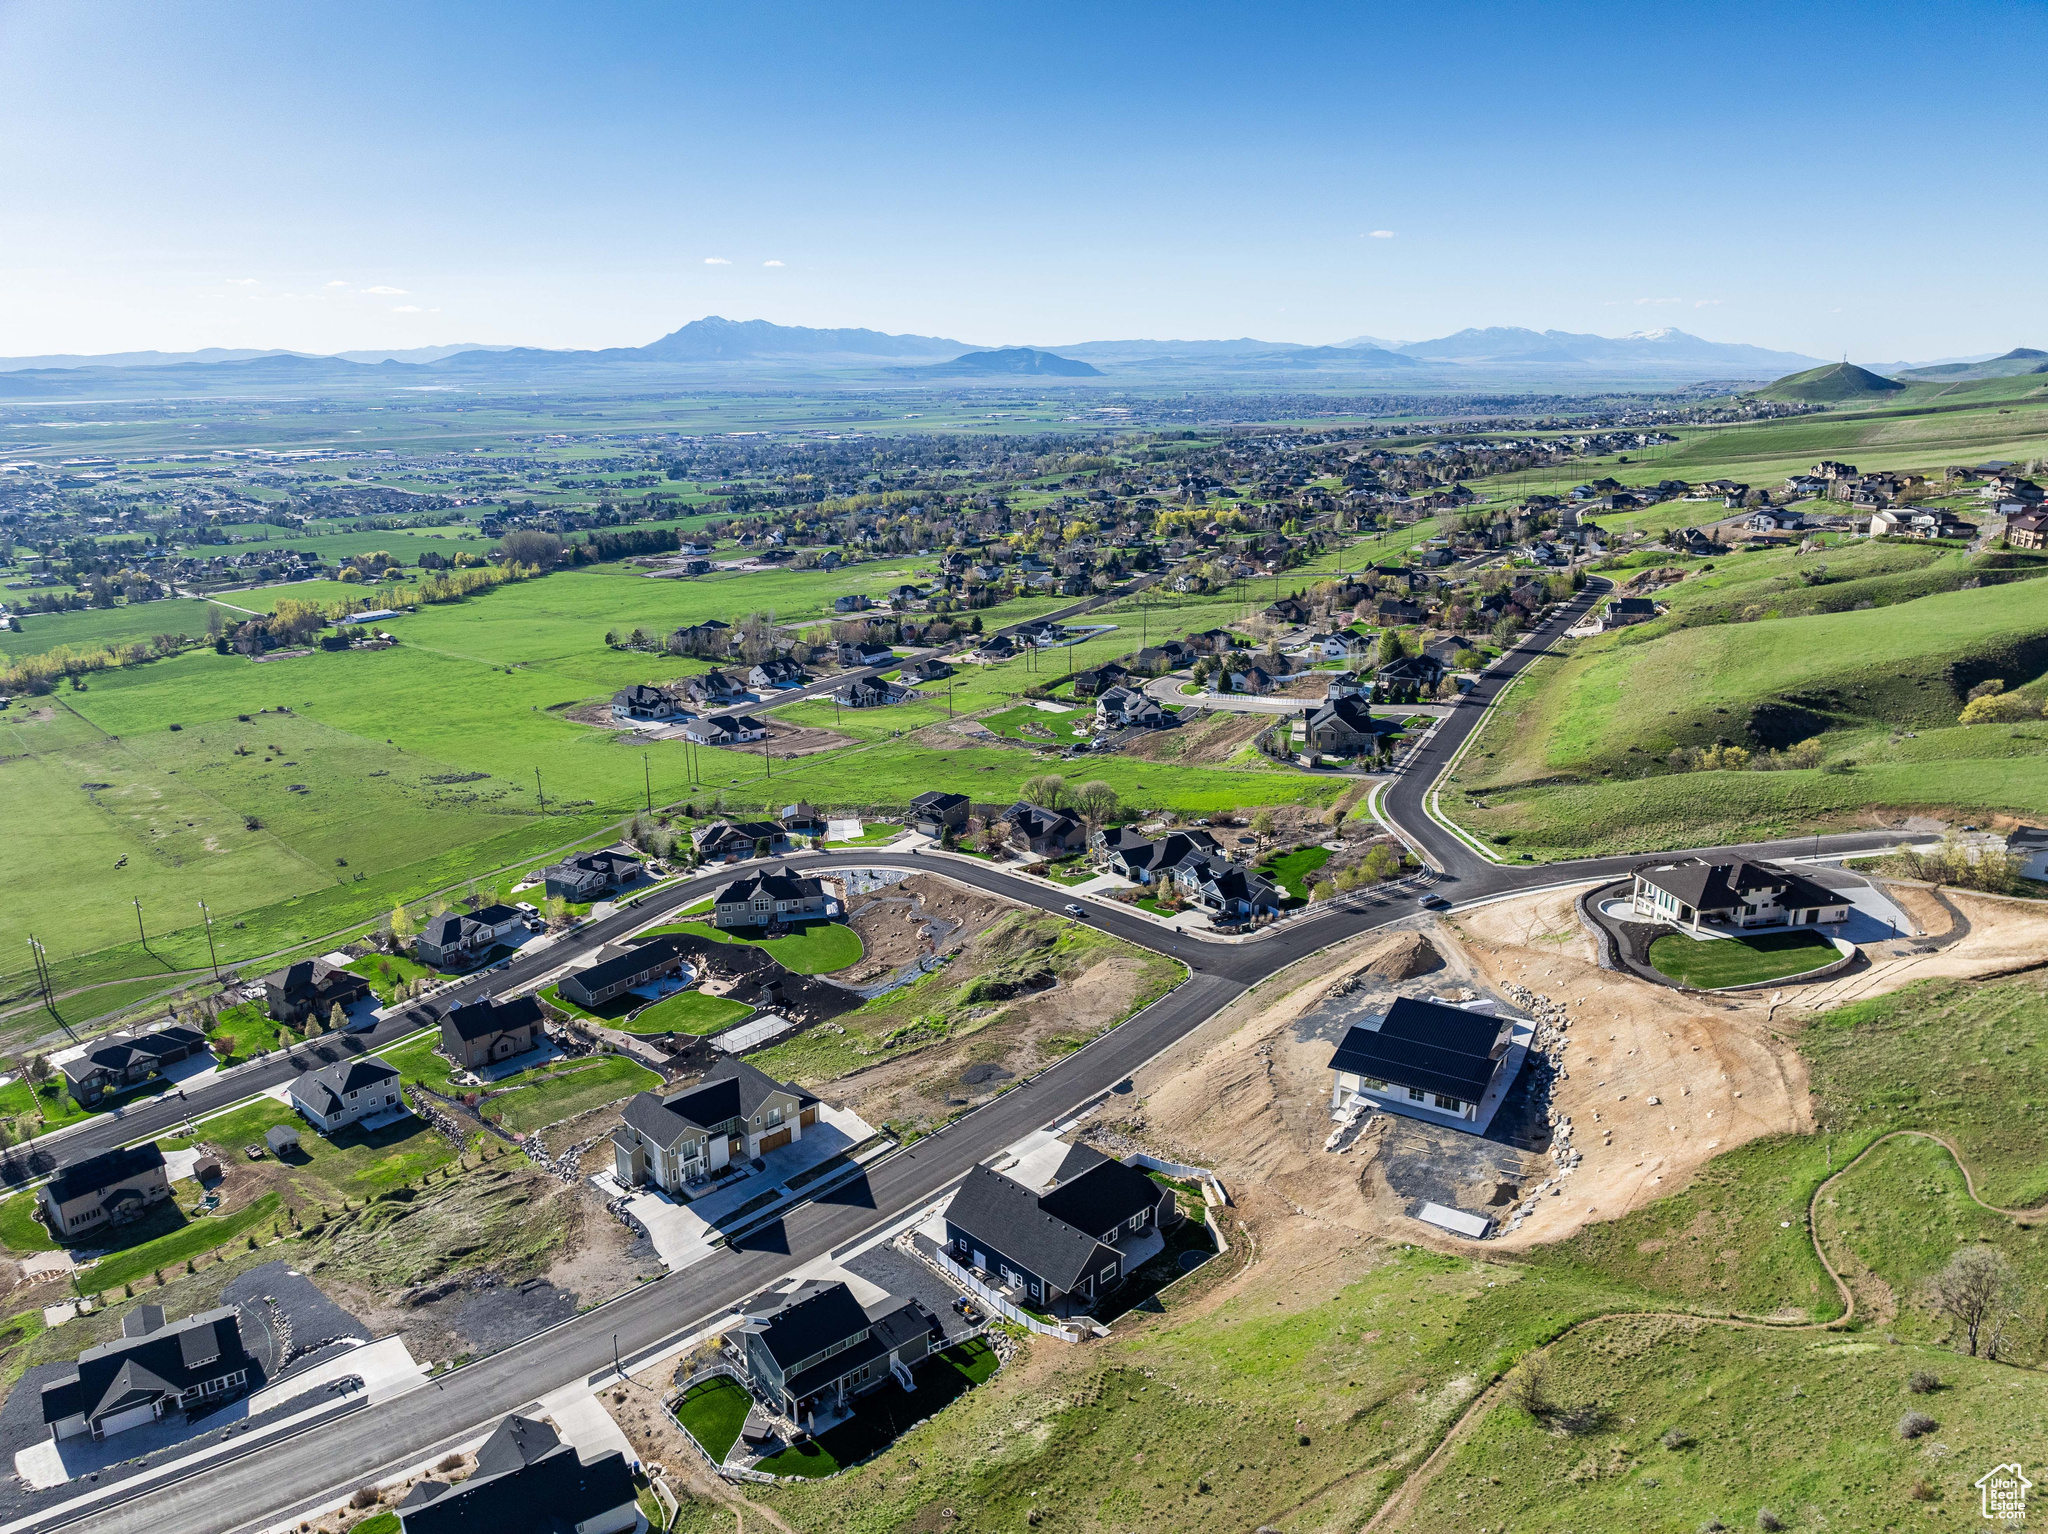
[1117,709,1270,764]
[1789,881,2048,1011]
[838,873,1009,985]
[823,952,1161,1134]
[759,719,858,758]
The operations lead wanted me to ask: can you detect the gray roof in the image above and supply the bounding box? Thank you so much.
[440,995,543,1043]
[46,1144,166,1204]
[619,1057,815,1149]
[1635,857,1839,913]
[287,1055,399,1117]
[944,1163,1119,1293]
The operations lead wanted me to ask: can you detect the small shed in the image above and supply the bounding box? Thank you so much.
[265,1123,300,1156]
[191,1153,224,1184]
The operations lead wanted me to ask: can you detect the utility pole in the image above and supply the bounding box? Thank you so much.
[133,898,147,949]
[198,900,220,981]
[534,767,546,815]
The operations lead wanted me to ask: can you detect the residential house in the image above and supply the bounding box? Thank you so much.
[682,713,768,746]
[1630,857,1850,932]
[832,593,871,614]
[1095,684,1170,730]
[677,669,742,707]
[394,1413,641,1534]
[2008,509,2048,550]
[1910,510,1976,540]
[692,820,790,862]
[734,1279,934,1428]
[711,871,837,930]
[1373,653,1447,704]
[437,995,545,1072]
[942,1142,1178,1313]
[899,657,954,684]
[969,634,1016,661]
[415,902,524,967]
[2005,824,2048,881]
[1092,827,1220,885]
[1305,631,1369,661]
[908,790,970,837]
[1263,595,1313,624]
[1328,996,1516,1128]
[59,1023,207,1108]
[886,583,928,607]
[1376,598,1425,625]
[609,684,681,723]
[39,1144,172,1241]
[1212,664,1281,696]
[288,1055,403,1134]
[258,958,370,1025]
[41,1305,257,1443]
[1068,662,1128,697]
[540,849,645,901]
[833,676,914,708]
[1667,526,1717,556]
[559,935,693,1009]
[835,639,895,667]
[1604,596,1658,626]
[1300,694,1403,758]
[748,659,809,690]
[777,800,828,839]
[1172,855,1283,921]
[1745,509,1807,534]
[1000,802,1086,857]
[612,1056,820,1190]
[668,620,731,654]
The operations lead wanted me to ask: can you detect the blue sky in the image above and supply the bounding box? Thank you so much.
[1,0,2040,359]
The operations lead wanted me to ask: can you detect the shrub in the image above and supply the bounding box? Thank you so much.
[1662,1427,1691,1450]
[1898,1411,1938,1439]
[1907,1370,1941,1394]
[1757,1510,1784,1532]
[1910,1478,1936,1501]
[350,1488,379,1510]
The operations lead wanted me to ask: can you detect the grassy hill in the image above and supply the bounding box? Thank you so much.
[1898,345,2048,382]
[1449,569,2048,855]
[1754,361,1906,403]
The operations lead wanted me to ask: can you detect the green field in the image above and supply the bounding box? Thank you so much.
[1643,927,1839,988]
[640,919,864,975]
[1256,845,1330,901]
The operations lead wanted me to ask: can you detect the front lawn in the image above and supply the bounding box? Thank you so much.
[755,1339,1000,1479]
[626,991,754,1036]
[1645,927,1840,989]
[384,1031,463,1094]
[0,1077,92,1135]
[207,1000,284,1062]
[639,920,864,975]
[538,983,638,1025]
[1258,845,1331,901]
[978,703,1091,745]
[0,1192,56,1253]
[675,1373,751,1464]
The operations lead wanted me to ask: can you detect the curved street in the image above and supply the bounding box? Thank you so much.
[51,574,1917,1534]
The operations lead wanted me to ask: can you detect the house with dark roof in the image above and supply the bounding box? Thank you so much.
[1170,855,1282,922]
[258,957,370,1025]
[676,668,743,707]
[41,1304,257,1442]
[286,1055,403,1135]
[612,1057,819,1192]
[40,1144,172,1241]
[1000,802,1085,857]
[899,657,955,684]
[1300,694,1403,758]
[749,658,810,690]
[733,1279,935,1428]
[610,683,681,723]
[540,849,645,902]
[437,995,545,1072]
[1373,653,1447,704]
[909,790,970,837]
[60,1022,208,1108]
[1095,684,1170,729]
[835,639,895,667]
[833,676,914,709]
[1068,662,1128,698]
[710,871,837,930]
[559,935,692,1009]
[777,800,828,839]
[683,713,768,746]
[1604,596,1658,626]
[1327,997,1514,1127]
[415,903,525,968]
[1630,857,1850,933]
[395,1412,641,1534]
[692,819,790,862]
[1092,828,1220,885]
[942,1144,1178,1314]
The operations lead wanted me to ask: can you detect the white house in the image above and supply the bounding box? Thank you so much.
[1630,857,1850,933]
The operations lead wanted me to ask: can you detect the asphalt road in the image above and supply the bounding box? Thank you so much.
[53,575,1921,1534]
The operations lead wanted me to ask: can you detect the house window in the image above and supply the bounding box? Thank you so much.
[1100,1264,1118,1283]
[1433,1093,1462,1111]
[1406,1086,1426,1102]
[1128,1213,1145,1233]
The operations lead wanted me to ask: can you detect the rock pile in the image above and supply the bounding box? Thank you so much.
[1495,980,1581,1235]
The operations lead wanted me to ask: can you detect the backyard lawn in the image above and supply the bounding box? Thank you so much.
[345,951,435,1002]
[754,1339,1000,1478]
[84,1192,283,1295]
[1258,845,1331,902]
[637,919,863,975]
[0,1077,92,1134]
[488,1055,660,1133]
[162,1095,461,1196]
[1645,928,1840,989]
[675,1374,751,1464]
[625,991,754,1036]
[0,1192,56,1253]
[207,1001,286,1061]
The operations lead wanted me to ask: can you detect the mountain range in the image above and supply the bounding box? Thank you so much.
[0,317,1845,397]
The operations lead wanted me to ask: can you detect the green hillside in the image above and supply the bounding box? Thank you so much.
[1754,361,1905,403]
[1898,346,2048,382]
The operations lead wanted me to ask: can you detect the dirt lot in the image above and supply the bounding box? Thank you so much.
[758,718,860,758]
[1117,710,1271,764]
[839,874,1010,985]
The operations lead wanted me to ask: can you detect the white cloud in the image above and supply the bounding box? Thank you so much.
[703,256,731,265]
[763,259,785,267]
[227,277,261,287]
[325,280,349,289]
[391,304,422,313]
[363,284,407,295]
[1366,230,1395,239]
[1694,298,1723,308]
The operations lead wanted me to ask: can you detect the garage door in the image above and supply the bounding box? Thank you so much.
[759,1128,792,1153]
[98,1400,160,1437]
